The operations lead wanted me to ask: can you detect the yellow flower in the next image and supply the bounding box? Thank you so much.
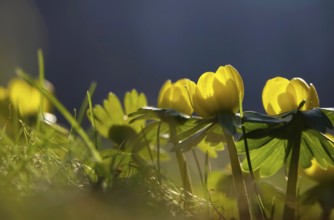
[262,77,319,115]
[157,78,195,115]
[8,78,52,116]
[192,65,244,117]
[303,159,334,182]
[0,87,8,101]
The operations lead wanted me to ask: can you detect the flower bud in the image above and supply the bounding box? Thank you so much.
[157,78,195,115]
[192,65,244,117]
[262,77,319,115]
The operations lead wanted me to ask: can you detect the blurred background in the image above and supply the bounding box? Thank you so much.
[1,0,333,122]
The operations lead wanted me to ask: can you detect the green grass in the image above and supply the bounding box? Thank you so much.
[1,53,334,219]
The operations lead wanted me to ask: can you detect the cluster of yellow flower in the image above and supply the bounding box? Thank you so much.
[157,65,333,183]
[157,64,319,118]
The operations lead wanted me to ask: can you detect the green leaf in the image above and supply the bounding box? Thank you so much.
[242,138,286,177]
[207,171,235,198]
[90,91,148,144]
[138,145,171,162]
[257,182,285,219]
[197,138,224,158]
[128,121,170,154]
[90,92,125,139]
[302,109,333,133]
[259,145,285,178]
[174,118,213,141]
[172,120,216,152]
[302,130,334,169]
[236,135,274,153]
[206,171,238,219]
[103,92,125,125]
[239,109,334,178]
[124,89,147,132]
[299,136,313,169]
[217,113,240,135]
[319,108,334,127]
[129,106,190,124]
[124,89,147,115]
[237,111,292,140]
[108,125,137,146]
[91,105,113,137]
[100,148,136,178]
[243,111,291,124]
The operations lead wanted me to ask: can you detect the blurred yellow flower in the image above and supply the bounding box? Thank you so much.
[262,77,319,115]
[303,133,334,182]
[0,87,8,101]
[303,159,334,183]
[157,78,195,115]
[192,65,244,117]
[8,78,52,116]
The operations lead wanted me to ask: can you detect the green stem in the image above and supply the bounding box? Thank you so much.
[242,120,266,220]
[18,70,103,165]
[283,131,302,220]
[36,49,45,131]
[156,122,162,184]
[223,128,252,220]
[175,150,193,194]
[169,124,193,197]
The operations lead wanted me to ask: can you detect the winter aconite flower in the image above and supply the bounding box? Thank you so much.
[0,87,8,100]
[8,78,52,116]
[192,65,244,117]
[157,79,195,115]
[303,159,334,182]
[262,77,319,115]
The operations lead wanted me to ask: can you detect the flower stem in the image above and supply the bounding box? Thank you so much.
[169,125,193,202]
[175,150,193,194]
[242,119,266,220]
[283,130,302,220]
[223,128,252,220]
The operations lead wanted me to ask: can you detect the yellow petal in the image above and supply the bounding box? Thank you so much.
[157,80,172,108]
[216,65,244,101]
[8,78,43,116]
[193,87,210,117]
[0,87,8,100]
[303,159,334,182]
[181,79,196,108]
[213,76,239,113]
[307,83,320,109]
[262,77,291,115]
[158,79,194,115]
[174,79,194,115]
[288,78,310,111]
[193,72,219,117]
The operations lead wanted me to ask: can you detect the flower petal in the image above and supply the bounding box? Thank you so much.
[174,79,195,115]
[0,87,8,100]
[193,87,210,117]
[8,78,44,116]
[216,65,244,101]
[158,79,194,115]
[288,78,310,111]
[276,92,297,114]
[308,83,320,109]
[262,77,290,115]
[193,72,219,117]
[182,79,196,108]
[213,76,239,113]
[157,80,172,108]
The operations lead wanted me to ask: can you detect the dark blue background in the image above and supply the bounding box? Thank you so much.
[32,1,334,118]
